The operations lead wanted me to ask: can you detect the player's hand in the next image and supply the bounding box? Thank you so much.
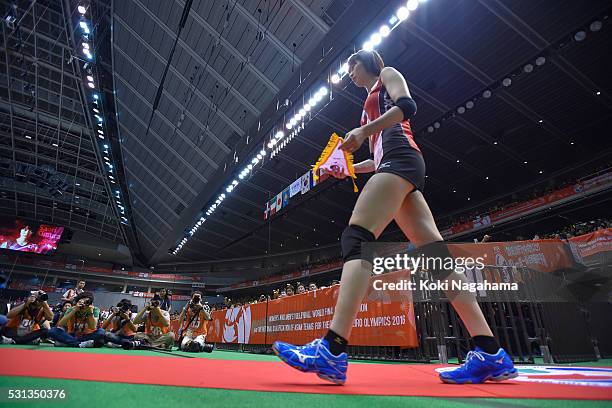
[340,127,367,153]
[328,164,347,179]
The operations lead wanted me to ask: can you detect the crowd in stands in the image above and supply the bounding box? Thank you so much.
[440,162,611,230]
[532,218,610,240]
[212,279,342,311]
[0,281,214,353]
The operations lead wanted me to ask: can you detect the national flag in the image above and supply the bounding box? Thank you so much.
[264,201,270,220]
[301,171,311,194]
[270,198,277,216]
[276,193,283,210]
[282,188,290,207]
[289,179,301,197]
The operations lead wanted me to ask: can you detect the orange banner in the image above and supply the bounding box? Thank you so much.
[206,270,417,347]
[568,228,612,259]
[449,239,574,274]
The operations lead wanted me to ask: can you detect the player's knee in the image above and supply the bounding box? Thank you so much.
[341,225,376,262]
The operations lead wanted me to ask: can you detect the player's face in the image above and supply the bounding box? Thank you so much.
[348,60,371,87]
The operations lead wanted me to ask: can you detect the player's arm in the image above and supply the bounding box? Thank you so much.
[354,160,375,173]
[360,67,414,137]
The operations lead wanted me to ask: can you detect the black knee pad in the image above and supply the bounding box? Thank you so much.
[341,225,376,262]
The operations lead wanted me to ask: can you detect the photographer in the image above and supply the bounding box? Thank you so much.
[177,291,213,353]
[2,290,53,344]
[157,288,172,312]
[52,300,73,327]
[48,292,105,347]
[102,299,137,348]
[132,294,174,349]
[62,280,86,302]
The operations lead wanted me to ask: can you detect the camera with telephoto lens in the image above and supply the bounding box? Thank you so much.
[115,300,131,314]
[30,290,48,302]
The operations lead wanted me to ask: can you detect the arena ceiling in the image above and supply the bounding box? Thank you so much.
[1,0,611,273]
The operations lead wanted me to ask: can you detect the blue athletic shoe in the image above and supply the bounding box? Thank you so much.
[272,338,348,384]
[439,347,518,384]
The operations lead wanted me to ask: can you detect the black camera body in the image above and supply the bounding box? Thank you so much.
[116,301,131,314]
[150,299,160,308]
[31,290,48,302]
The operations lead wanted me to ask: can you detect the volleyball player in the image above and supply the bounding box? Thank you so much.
[273,50,517,385]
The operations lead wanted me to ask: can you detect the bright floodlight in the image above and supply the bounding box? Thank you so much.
[407,0,419,11]
[298,108,305,116]
[379,25,391,37]
[88,82,95,88]
[314,93,323,103]
[286,122,293,130]
[318,86,328,96]
[370,33,382,46]
[257,154,262,160]
[304,103,311,112]
[362,41,374,51]
[276,130,285,139]
[396,7,409,21]
[331,74,340,84]
[87,75,94,82]
[82,42,90,49]
[308,97,316,106]
[78,5,87,14]
[260,149,266,156]
[289,118,297,126]
[79,21,90,33]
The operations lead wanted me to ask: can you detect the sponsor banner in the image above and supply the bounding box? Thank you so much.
[208,270,418,347]
[443,172,612,237]
[449,239,575,274]
[567,228,612,264]
[207,301,267,344]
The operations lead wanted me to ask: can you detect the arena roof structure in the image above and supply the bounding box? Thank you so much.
[1,0,610,272]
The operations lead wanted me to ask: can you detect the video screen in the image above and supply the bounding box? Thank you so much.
[0,218,64,255]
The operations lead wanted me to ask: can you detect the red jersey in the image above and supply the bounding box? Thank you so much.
[361,78,420,169]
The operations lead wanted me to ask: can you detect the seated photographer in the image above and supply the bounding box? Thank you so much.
[132,294,175,349]
[102,299,137,348]
[52,300,73,327]
[48,292,105,348]
[1,290,53,345]
[178,291,213,353]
